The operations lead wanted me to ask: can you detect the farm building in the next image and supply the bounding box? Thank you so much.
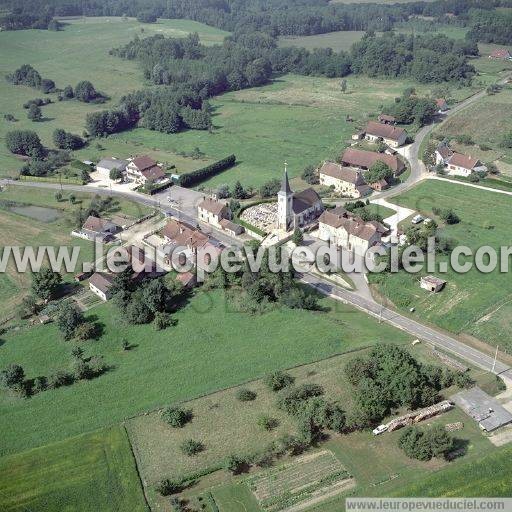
[341,147,405,176]
[378,114,396,125]
[489,48,512,60]
[95,157,128,180]
[363,121,407,148]
[453,387,512,432]
[420,275,446,293]
[319,162,371,198]
[89,272,115,301]
[436,98,449,112]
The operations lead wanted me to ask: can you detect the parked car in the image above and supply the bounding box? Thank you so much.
[411,214,424,224]
[372,424,388,435]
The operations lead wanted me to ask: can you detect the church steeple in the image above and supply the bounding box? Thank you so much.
[277,162,293,231]
[280,162,292,194]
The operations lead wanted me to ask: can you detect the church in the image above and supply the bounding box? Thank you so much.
[277,164,324,231]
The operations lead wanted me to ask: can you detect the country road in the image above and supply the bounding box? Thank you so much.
[2,73,512,377]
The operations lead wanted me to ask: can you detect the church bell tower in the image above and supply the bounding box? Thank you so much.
[277,162,293,231]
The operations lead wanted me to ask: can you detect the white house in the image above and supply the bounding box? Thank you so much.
[81,215,120,242]
[445,153,487,177]
[319,162,371,198]
[318,206,389,257]
[96,157,128,181]
[197,197,231,228]
[277,166,323,231]
[89,272,115,301]
[363,121,407,148]
[126,156,166,185]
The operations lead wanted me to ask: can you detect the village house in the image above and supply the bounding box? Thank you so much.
[81,215,120,242]
[435,143,488,177]
[319,161,371,198]
[219,218,245,236]
[369,178,389,192]
[89,272,115,301]
[277,166,324,231]
[161,218,223,268]
[363,121,407,148]
[378,114,396,125]
[489,48,512,60]
[318,206,389,257]
[341,147,405,176]
[197,197,231,228]
[95,157,128,181]
[125,156,166,185]
[420,275,447,293]
[436,98,449,113]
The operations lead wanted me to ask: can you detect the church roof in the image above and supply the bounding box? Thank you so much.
[292,188,321,214]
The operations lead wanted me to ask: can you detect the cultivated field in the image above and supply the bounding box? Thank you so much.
[0,426,148,512]
[0,289,410,456]
[369,180,512,350]
[0,17,229,176]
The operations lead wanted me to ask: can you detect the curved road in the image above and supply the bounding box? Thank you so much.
[2,75,511,376]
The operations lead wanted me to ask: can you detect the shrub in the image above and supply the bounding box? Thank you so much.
[276,383,324,416]
[263,370,295,392]
[440,209,460,225]
[273,434,306,456]
[156,478,182,496]
[257,415,279,431]
[161,405,192,428]
[180,439,204,456]
[33,376,48,393]
[224,454,247,474]
[0,363,25,390]
[454,371,475,389]
[236,388,257,402]
[74,321,98,341]
[399,425,454,461]
[154,312,176,330]
[48,370,74,388]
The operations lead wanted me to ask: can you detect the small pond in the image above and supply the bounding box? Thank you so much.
[9,205,61,223]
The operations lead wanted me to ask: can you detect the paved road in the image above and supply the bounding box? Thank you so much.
[301,273,512,378]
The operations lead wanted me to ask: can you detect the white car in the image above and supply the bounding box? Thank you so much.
[411,214,424,225]
[372,425,388,436]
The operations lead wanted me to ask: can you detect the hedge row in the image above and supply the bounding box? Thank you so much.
[178,154,236,187]
[19,174,86,185]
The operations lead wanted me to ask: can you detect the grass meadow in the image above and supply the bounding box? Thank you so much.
[0,17,229,176]
[0,185,151,320]
[369,180,512,351]
[278,31,371,52]
[0,289,411,456]
[0,426,148,512]
[127,341,497,511]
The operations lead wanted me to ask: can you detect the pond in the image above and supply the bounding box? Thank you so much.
[9,205,61,223]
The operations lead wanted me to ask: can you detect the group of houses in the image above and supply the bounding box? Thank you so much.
[319,147,406,198]
[95,155,168,186]
[435,142,488,177]
[88,245,165,301]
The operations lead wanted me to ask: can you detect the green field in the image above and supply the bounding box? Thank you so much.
[391,444,512,497]
[437,86,512,170]
[0,426,148,512]
[278,31,371,52]
[0,185,151,320]
[0,17,229,176]
[0,288,411,456]
[369,180,512,350]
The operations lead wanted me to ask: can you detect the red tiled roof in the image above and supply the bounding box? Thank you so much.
[131,155,157,171]
[319,208,388,241]
[341,148,405,174]
[320,162,366,185]
[365,121,406,142]
[490,48,511,58]
[141,165,165,181]
[198,198,229,216]
[448,152,480,170]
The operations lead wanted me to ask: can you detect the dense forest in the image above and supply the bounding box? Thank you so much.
[3,0,512,40]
